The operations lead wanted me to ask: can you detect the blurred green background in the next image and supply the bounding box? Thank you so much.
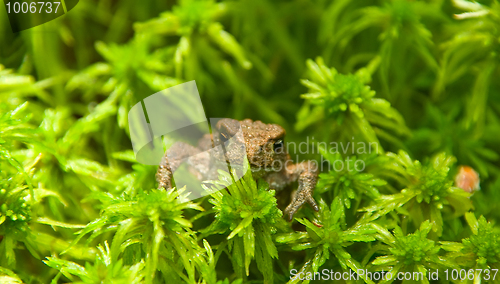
[1,0,500,283]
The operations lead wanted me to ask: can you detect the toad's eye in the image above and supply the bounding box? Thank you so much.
[273,139,284,152]
[220,132,229,143]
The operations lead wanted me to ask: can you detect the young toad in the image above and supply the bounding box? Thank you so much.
[156,118,319,220]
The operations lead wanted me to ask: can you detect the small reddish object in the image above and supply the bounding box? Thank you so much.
[455,166,480,193]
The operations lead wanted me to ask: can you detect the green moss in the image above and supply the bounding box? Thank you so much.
[369,220,452,283]
[203,169,283,283]
[1,0,500,283]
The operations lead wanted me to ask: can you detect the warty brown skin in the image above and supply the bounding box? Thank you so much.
[156,118,319,221]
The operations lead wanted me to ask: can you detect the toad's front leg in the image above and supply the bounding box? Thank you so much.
[284,161,319,221]
[156,142,201,189]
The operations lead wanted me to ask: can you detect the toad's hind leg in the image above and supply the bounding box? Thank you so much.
[156,142,201,189]
[284,161,319,221]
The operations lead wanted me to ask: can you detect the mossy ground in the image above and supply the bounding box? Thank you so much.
[1,0,500,283]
